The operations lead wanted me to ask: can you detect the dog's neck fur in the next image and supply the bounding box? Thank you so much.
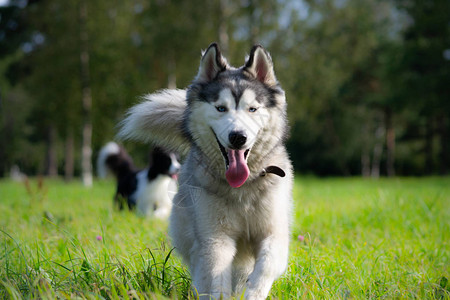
[188,140,287,198]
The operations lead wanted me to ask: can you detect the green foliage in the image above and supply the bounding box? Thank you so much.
[0,0,449,176]
[1,177,449,298]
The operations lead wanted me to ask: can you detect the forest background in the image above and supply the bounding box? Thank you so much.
[0,0,449,182]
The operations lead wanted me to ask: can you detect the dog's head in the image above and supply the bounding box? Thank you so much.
[148,147,180,180]
[185,43,287,188]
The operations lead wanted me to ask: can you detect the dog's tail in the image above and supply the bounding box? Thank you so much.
[117,89,190,156]
[97,142,135,178]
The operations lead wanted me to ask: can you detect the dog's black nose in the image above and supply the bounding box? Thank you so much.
[229,131,247,149]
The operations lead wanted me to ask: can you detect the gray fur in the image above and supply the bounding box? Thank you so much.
[118,43,293,300]
[118,89,190,156]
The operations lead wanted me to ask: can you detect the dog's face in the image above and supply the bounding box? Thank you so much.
[186,44,286,188]
[148,147,180,180]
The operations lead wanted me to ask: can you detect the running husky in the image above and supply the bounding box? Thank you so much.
[119,43,293,299]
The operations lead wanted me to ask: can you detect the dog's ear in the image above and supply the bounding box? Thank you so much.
[244,45,277,87]
[196,43,227,82]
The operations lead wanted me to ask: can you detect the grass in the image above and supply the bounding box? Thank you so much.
[0,177,449,299]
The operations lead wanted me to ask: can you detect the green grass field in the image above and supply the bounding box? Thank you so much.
[0,177,449,299]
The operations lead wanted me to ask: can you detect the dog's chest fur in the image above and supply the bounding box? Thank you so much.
[181,171,278,239]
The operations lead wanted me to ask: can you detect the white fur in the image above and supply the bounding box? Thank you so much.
[97,142,120,178]
[132,169,177,219]
[205,88,269,151]
[169,153,181,175]
[170,142,292,300]
[121,88,293,299]
[118,89,190,156]
[119,45,292,300]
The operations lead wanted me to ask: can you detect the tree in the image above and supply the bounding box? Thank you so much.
[14,1,83,178]
[274,0,400,176]
[1,0,448,178]
[79,0,93,186]
[391,0,450,174]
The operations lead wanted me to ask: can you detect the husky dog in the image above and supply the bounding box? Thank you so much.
[119,43,293,299]
[97,142,180,218]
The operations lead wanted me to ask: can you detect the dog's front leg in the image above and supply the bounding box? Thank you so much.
[244,235,289,300]
[191,236,236,299]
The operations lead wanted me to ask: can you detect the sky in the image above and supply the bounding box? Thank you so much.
[0,0,9,6]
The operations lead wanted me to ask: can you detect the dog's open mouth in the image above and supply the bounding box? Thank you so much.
[214,134,250,188]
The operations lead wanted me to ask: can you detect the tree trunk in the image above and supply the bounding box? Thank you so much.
[0,130,5,178]
[424,116,433,175]
[64,131,74,181]
[438,113,448,175]
[361,152,371,177]
[361,124,371,177]
[218,0,230,56]
[385,108,395,177]
[371,124,384,178]
[247,0,258,45]
[167,54,176,89]
[45,125,58,177]
[79,0,93,187]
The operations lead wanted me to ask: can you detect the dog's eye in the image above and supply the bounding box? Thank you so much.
[216,106,227,112]
[249,107,258,113]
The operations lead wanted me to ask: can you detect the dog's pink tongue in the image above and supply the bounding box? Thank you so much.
[225,149,249,188]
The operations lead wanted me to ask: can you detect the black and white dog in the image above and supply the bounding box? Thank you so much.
[97,142,180,219]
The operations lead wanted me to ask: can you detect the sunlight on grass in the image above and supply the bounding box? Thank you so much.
[1,177,449,299]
